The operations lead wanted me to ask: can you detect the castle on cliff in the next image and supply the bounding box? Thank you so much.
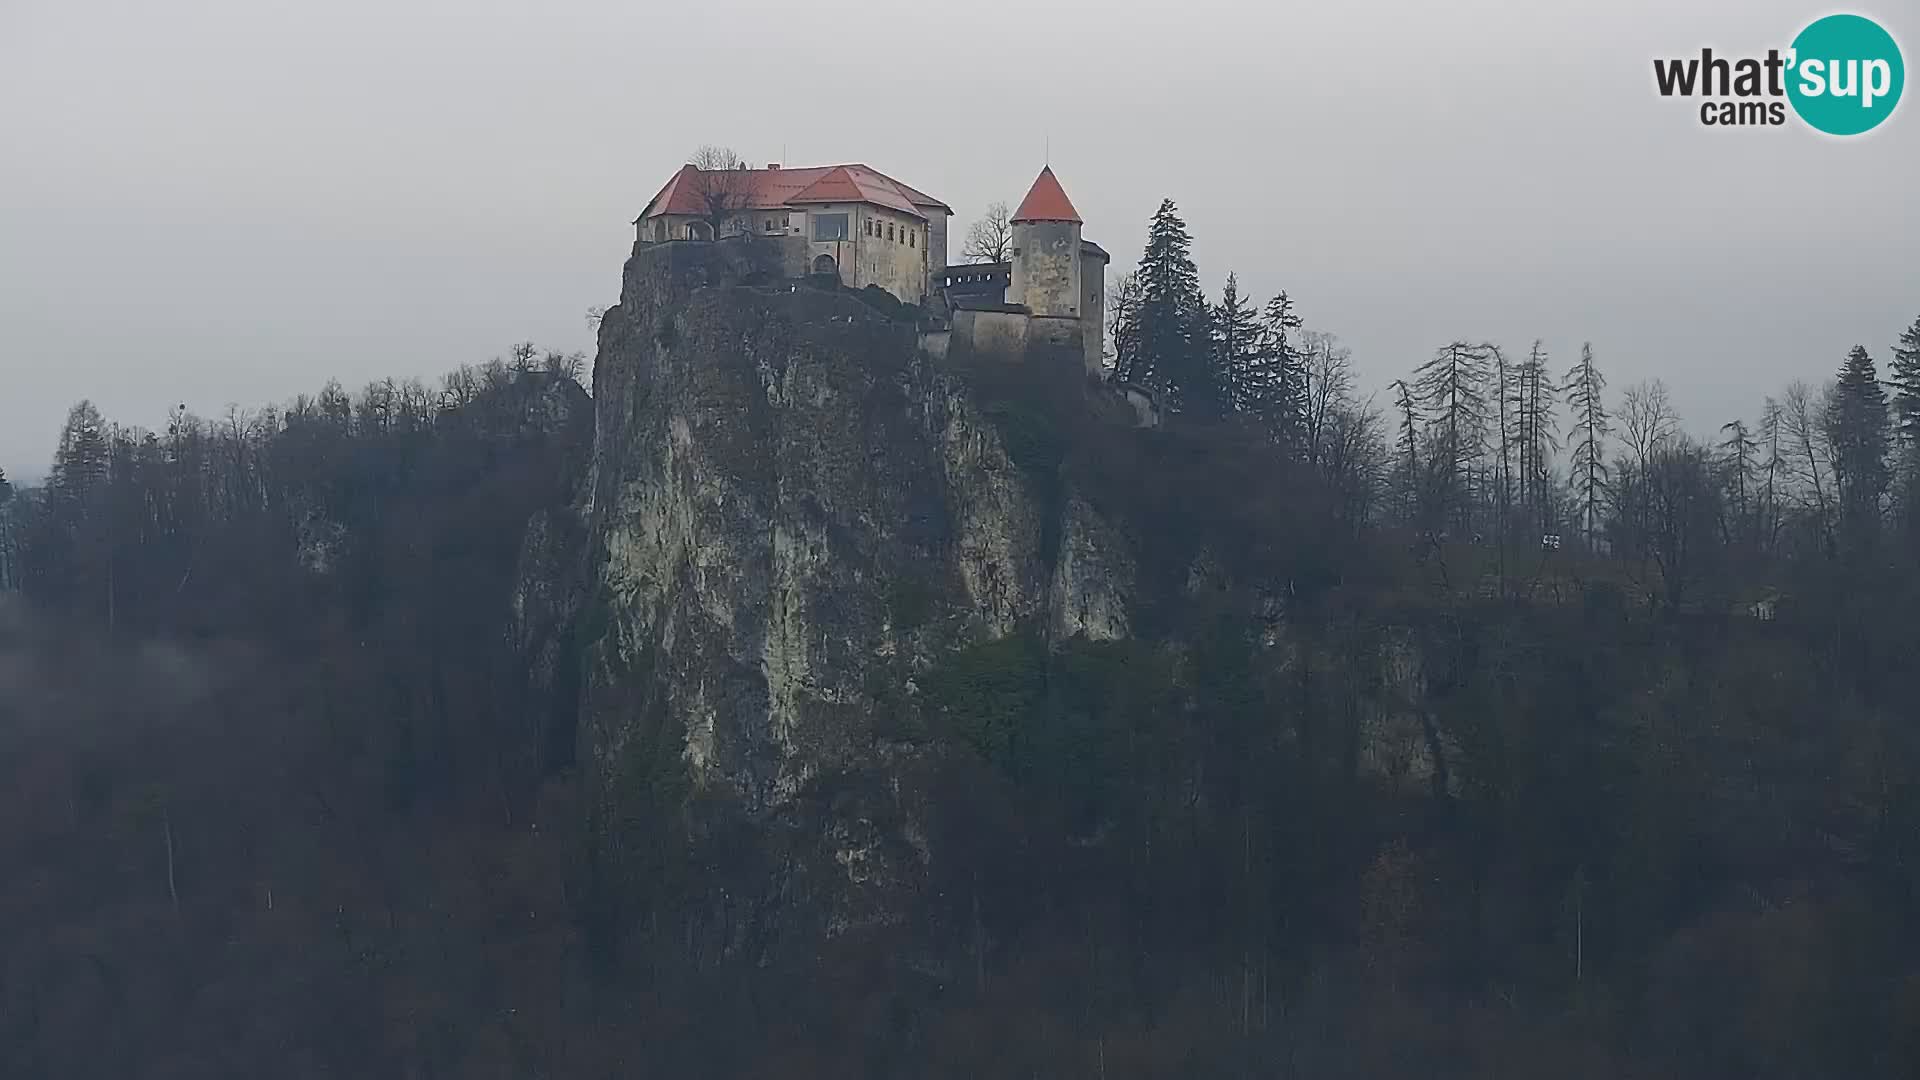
[635,162,1109,375]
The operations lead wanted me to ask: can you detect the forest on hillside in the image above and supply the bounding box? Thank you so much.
[3,199,1920,1077]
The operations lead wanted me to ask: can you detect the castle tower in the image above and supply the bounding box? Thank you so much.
[1009,166,1084,320]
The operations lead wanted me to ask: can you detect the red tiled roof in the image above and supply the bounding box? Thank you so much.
[887,177,951,212]
[1010,166,1081,224]
[786,165,924,218]
[639,162,949,221]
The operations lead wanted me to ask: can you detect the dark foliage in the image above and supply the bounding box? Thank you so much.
[7,269,1920,1075]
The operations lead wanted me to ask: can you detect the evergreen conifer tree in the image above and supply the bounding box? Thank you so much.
[1891,316,1920,449]
[1827,344,1890,536]
[1208,273,1264,420]
[1413,342,1493,530]
[1134,199,1211,412]
[1890,317,1920,531]
[1565,345,1610,549]
[1718,419,1759,542]
[1510,342,1560,535]
[1391,379,1422,527]
[1259,291,1306,444]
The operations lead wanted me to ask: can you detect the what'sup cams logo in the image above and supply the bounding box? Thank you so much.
[1654,13,1904,134]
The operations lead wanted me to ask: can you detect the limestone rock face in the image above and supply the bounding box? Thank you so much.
[513,239,1456,945]
[547,240,1136,933]
[1048,496,1133,643]
[1357,631,1460,797]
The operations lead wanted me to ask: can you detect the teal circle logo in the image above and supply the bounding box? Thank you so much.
[1787,14,1904,135]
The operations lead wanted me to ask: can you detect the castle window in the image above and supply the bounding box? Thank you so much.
[864,219,873,236]
[813,214,848,241]
[909,231,915,248]
[887,223,895,241]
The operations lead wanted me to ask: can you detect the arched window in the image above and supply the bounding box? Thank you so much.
[812,253,838,276]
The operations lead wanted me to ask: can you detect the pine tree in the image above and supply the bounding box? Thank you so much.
[1412,342,1493,531]
[1717,419,1759,543]
[1759,397,1784,552]
[1391,379,1422,527]
[1208,273,1265,419]
[1565,344,1610,549]
[0,467,14,593]
[1133,199,1212,413]
[1891,315,1920,450]
[1890,316,1920,532]
[1258,292,1306,444]
[52,400,112,511]
[1494,346,1514,538]
[1827,344,1890,538]
[1511,341,1560,535]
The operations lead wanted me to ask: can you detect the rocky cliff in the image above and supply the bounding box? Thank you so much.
[514,238,1446,949]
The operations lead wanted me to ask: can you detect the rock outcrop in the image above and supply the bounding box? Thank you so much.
[515,239,1141,936]
[512,237,1458,946]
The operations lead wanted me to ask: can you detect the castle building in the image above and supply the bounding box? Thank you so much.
[635,161,1109,374]
[635,163,951,304]
[934,166,1110,375]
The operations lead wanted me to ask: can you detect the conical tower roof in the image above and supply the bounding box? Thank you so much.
[1010,166,1082,224]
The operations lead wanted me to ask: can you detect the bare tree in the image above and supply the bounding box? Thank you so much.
[1781,379,1836,552]
[1640,438,1723,612]
[1299,330,1354,469]
[1614,379,1678,553]
[961,200,1013,263]
[687,146,753,239]
[1320,394,1388,531]
[1106,271,1142,380]
[543,350,587,381]
[1619,380,1679,474]
[441,366,480,411]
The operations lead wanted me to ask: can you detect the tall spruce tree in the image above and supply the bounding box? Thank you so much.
[1208,273,1265,420]
[1827,344,1890,538]
[1258,292,1306,447]
[1891,316,1920,530]
[1892,315,1920,449]
[1134,199,1211,412]
[1565,344,1610,549]
[51,400,112,512]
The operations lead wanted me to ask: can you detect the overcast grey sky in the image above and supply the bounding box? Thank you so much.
[2,0,1915,481]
